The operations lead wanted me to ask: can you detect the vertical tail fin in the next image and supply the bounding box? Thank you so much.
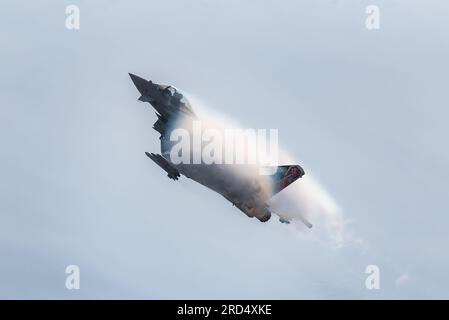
[269,165,305,197]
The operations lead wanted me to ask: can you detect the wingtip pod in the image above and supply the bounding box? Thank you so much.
[275,212,312,228]
[144,151,156,160]
[301,218,313,229]
[145,152,181,181]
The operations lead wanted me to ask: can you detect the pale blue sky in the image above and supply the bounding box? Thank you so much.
[0,0,448,298]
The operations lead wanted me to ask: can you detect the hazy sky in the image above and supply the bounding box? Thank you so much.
[0,0,448,298]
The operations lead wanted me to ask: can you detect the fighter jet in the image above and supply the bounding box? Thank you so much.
[129,73,311,227]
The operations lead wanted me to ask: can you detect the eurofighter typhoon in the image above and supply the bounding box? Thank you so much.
[129,73,312,227]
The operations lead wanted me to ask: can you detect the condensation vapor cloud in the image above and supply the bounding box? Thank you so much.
[269,170,352,248]
[182,93,356,248]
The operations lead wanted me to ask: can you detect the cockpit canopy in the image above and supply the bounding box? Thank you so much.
[162,85,178,97]
[160,84,194,113]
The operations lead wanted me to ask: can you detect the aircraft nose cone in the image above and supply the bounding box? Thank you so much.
[128,72,139,81]
[128,73,147,95]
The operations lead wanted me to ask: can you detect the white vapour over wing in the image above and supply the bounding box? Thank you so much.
[268,173,351,248]
[182,93,353,246]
